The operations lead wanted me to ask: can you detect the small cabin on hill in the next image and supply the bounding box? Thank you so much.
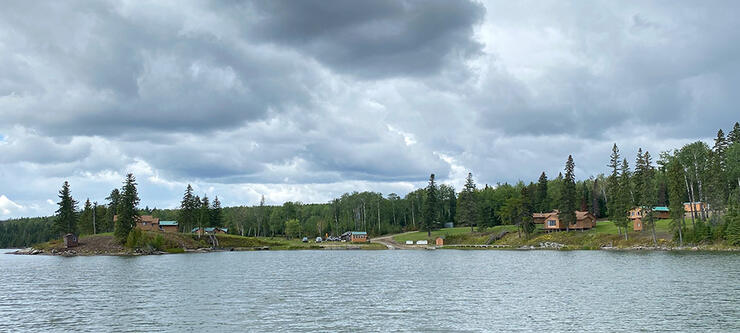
[63,233,78,248]
[113,215,178,233]
[534,210,596,231]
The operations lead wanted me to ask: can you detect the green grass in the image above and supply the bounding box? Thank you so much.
[393,226,518,243]
[393,227,472,243]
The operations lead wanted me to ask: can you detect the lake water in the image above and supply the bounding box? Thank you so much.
[1,249,739,332]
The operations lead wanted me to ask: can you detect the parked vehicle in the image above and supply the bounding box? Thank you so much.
[302,237,308,243]
[315,237,322,243]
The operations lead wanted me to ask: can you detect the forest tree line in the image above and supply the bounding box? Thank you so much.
[2,122,739,248]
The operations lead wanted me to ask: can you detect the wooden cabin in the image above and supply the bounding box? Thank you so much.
[63,233,78,248]
[114,215,179,233]
[629,206,670,231]
[536,210,596,231]
[158,221,179,233]
[350,231,368,243]
[684,202,707,213]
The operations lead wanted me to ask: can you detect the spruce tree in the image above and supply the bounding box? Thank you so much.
[633,148,645,206]
[536,172,549,212]
[53,181,78,236]
[559,155,577,231]
[520,186,535,238]
[728,122,740,145]
[114,173,140,244]
[77,198,94,235]
[104,189,120,233]
[210,196,223,228]
[179,184,196,232]
[422,173,438,237]
[607,144,622,234]
[617,158,633,240]
[667,158,686,246]
[458,172,478,232]
[640,151,658,245]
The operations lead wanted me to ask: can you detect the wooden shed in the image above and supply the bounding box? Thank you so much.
[350,231,368,243]
[63,233,78,248]
[435,237,444,246]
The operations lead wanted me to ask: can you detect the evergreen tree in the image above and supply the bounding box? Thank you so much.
[725,203,740,246]
[559,155,577,231]
[667,158,686,246]
[520,186,535,238]
[210,196,223,228]
[77,198,94,235]
[179,184,197,232]
[639,151,658,245]
[114,173,140,244]
[714,129,728,169]
[536,172,549,212]
[422,173,438,237]
[458,172,478,232]
[616,159,633,240]
[104,189,120,233]
[728,122,740,145]
[633,148,645,205]
[53,181,78,236]
[607,144,622,234]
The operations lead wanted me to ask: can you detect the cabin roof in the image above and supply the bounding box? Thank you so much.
[159,221,178,226]
[351,231,367,235]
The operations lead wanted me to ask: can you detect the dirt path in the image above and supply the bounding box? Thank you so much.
[371,231,420,250]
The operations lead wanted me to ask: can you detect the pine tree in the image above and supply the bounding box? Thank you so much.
[114,173,140,244]
[667,158,686,246]
[104,189,120,233]
[536,172,549,212]
[77,198,94,235]
[714,129,728,168]
[728,122,740,145]
[607,144,622,234]
[53,181,78,236]
[422,173,438,237]
[617,158,633,240]
[725,202,740,246]
[179,184,196,233]
[210,196,223,228]
[520,186,535,238]
[633,148,645,205]
[458,172,478,232]
[559,155,577,231]
[640,151,658,245]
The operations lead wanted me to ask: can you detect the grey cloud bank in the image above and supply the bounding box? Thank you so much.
[0,0,737,218]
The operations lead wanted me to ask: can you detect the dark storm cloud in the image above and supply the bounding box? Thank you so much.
[1,0,739,218]
[240,0,485,78]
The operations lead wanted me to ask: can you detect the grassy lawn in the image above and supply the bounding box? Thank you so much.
[393,227,473,243]
[393,225,518,243]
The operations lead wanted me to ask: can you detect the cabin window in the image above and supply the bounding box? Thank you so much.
[547,220,556,227]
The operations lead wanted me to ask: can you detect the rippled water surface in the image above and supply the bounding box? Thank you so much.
[1,249,739,332]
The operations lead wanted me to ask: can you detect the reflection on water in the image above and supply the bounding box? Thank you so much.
[1,250,739,332]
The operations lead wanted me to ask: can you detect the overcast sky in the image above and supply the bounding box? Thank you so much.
[1,0,738,218]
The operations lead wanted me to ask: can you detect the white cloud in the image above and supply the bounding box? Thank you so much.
[0,195,24,216]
